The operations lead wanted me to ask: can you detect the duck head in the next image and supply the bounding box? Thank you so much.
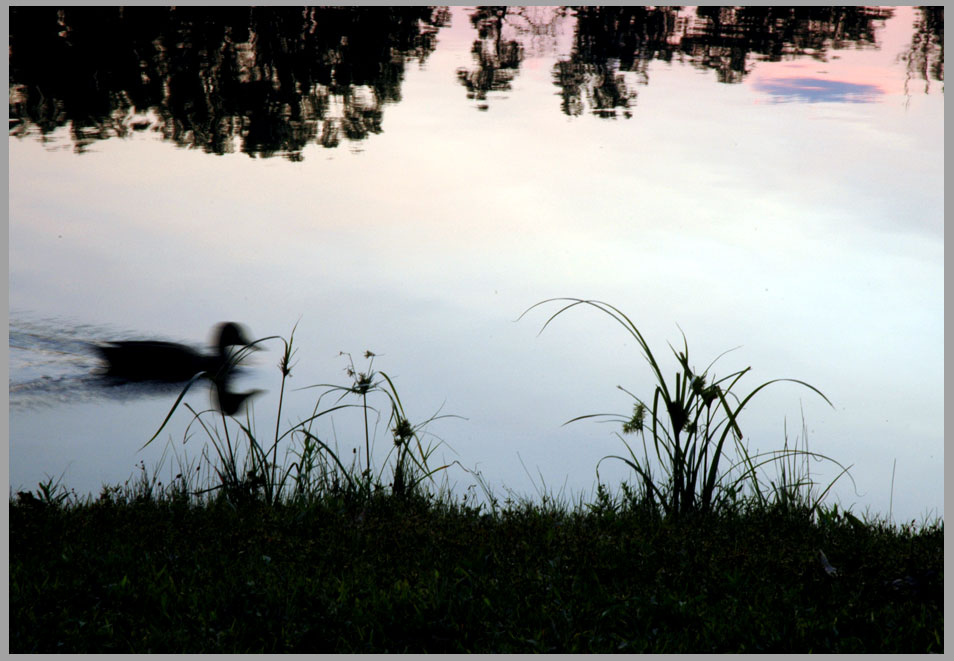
[214,322,257,352]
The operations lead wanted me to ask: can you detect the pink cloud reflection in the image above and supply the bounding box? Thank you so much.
[749,6,931,103]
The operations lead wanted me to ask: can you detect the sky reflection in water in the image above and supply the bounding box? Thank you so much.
[8,6,943,524]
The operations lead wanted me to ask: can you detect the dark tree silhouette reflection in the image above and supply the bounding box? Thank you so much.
[901,6,944,96]
[8,6,943,154]
[683,6,893,83]
[552,6,918,118]
[454,7,570,111]
[455,7,524,111]
[9,6,448,159]
[554,7,678,118]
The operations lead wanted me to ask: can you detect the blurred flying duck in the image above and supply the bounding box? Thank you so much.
[94,322,256,382]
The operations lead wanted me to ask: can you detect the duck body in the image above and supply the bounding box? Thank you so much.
[95,341,225,382]
[94,322,254,383]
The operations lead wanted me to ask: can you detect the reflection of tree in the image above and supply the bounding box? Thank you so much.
[455,7,524,111]
[901,7,944,95]
[9,6,448,159]
[456,7,572,111]
[553,6,906,118]
[554,7,678,118]
[8,6,942,150]
[683,6,894,83]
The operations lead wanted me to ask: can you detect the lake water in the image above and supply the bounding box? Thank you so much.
[8,6,944,524]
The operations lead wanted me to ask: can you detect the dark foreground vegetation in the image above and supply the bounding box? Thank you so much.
[9,300,944,652]
[9,485,943,653]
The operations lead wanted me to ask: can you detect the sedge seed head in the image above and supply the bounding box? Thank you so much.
[622,402,646,435]
[393,418,413,445]
[691,375,706,396]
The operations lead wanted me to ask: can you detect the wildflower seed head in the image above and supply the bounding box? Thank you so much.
[701,384,720,408]
[691,375,706,396]
[622,402,646,435]
[393,417,413,446]
[278,349,296,377]
[353,371,374,394]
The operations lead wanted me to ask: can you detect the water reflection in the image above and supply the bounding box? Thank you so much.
[455,7,526,110]
[8,6,448,159]
[7,6,944,523]
[752,77,883,104]
[554,6,677,118]
[676,6,894,81]
[901,6,944,95]
[455,7,572,110]
[552,6,931,116]
[8,6,943,157]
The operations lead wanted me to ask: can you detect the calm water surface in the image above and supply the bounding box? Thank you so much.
[8,7,944,523]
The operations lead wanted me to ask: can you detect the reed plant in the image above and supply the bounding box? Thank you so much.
[143,326,455,505]
[300,350,459,498]
[521,298,853,518]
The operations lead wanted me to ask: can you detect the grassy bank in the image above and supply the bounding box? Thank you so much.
[9,484,943,653]
[9,301,944,651]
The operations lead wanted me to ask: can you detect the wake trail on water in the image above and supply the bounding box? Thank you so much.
[9,315,192,410]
